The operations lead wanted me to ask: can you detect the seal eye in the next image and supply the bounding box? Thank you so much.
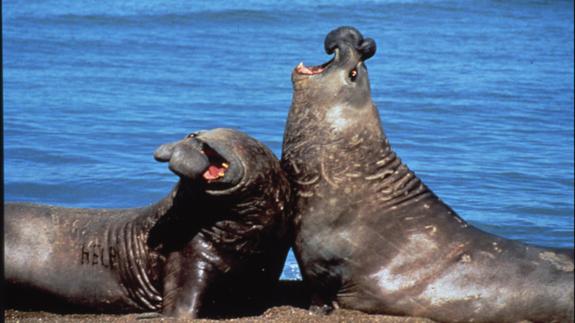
[349,68,358,81]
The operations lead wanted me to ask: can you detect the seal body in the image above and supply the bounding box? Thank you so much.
[281,26,574,323]
[5,128,291,319]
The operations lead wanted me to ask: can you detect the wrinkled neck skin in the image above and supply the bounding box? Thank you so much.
[189,176,289,257]
[96,183,192,311]
[282,86,432,220]
[146,176,285,257]
[114,176,285,311]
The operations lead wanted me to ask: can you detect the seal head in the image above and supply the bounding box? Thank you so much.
[292,26,375,111]
[154,129,246,193]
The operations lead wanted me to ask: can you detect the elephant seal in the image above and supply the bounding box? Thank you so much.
[281,26,574,323]
[5,128,291,319]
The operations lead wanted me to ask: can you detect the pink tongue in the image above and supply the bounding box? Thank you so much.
[296,63,324,75]
[203,165,225,181]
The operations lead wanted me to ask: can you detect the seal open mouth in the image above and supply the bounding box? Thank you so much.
[294,27,376,78]
[201,144,229,182]
[295,60,332,76]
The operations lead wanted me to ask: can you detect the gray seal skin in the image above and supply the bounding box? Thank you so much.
[281,26,574,323]
[5,128,291,319]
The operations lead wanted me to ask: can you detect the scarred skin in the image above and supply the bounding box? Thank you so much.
[281,26,574,323]
[5,128,291,319]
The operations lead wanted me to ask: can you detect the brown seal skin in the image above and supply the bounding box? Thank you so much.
[281,26,574,323]
[5,128,292,319]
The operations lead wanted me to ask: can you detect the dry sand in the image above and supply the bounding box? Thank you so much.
[5,307,436,323]
[4,280,436,323]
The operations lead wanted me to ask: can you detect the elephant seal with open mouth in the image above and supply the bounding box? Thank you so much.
[5,128,291,319]
[281,26,574,323]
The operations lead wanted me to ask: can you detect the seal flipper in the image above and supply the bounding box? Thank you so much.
[162,250,216,318]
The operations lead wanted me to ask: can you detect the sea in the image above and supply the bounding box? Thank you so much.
[3,0,573,280]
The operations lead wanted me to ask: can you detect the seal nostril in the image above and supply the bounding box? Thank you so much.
[359,38,376,61]
[154,142,177,162]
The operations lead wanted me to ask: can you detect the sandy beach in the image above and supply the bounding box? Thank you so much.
[4,281,436,323]
[5,307,435,323]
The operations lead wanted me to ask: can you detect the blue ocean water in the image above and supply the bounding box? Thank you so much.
[3,0,573,280]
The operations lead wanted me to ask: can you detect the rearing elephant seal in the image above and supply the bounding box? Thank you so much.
[281,26,574,323]
[5,128,291,319]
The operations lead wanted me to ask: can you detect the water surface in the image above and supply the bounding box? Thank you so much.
[4,0,573,279]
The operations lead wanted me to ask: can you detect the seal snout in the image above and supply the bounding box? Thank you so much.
[154,137,229,182]
[324,26,376,62]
